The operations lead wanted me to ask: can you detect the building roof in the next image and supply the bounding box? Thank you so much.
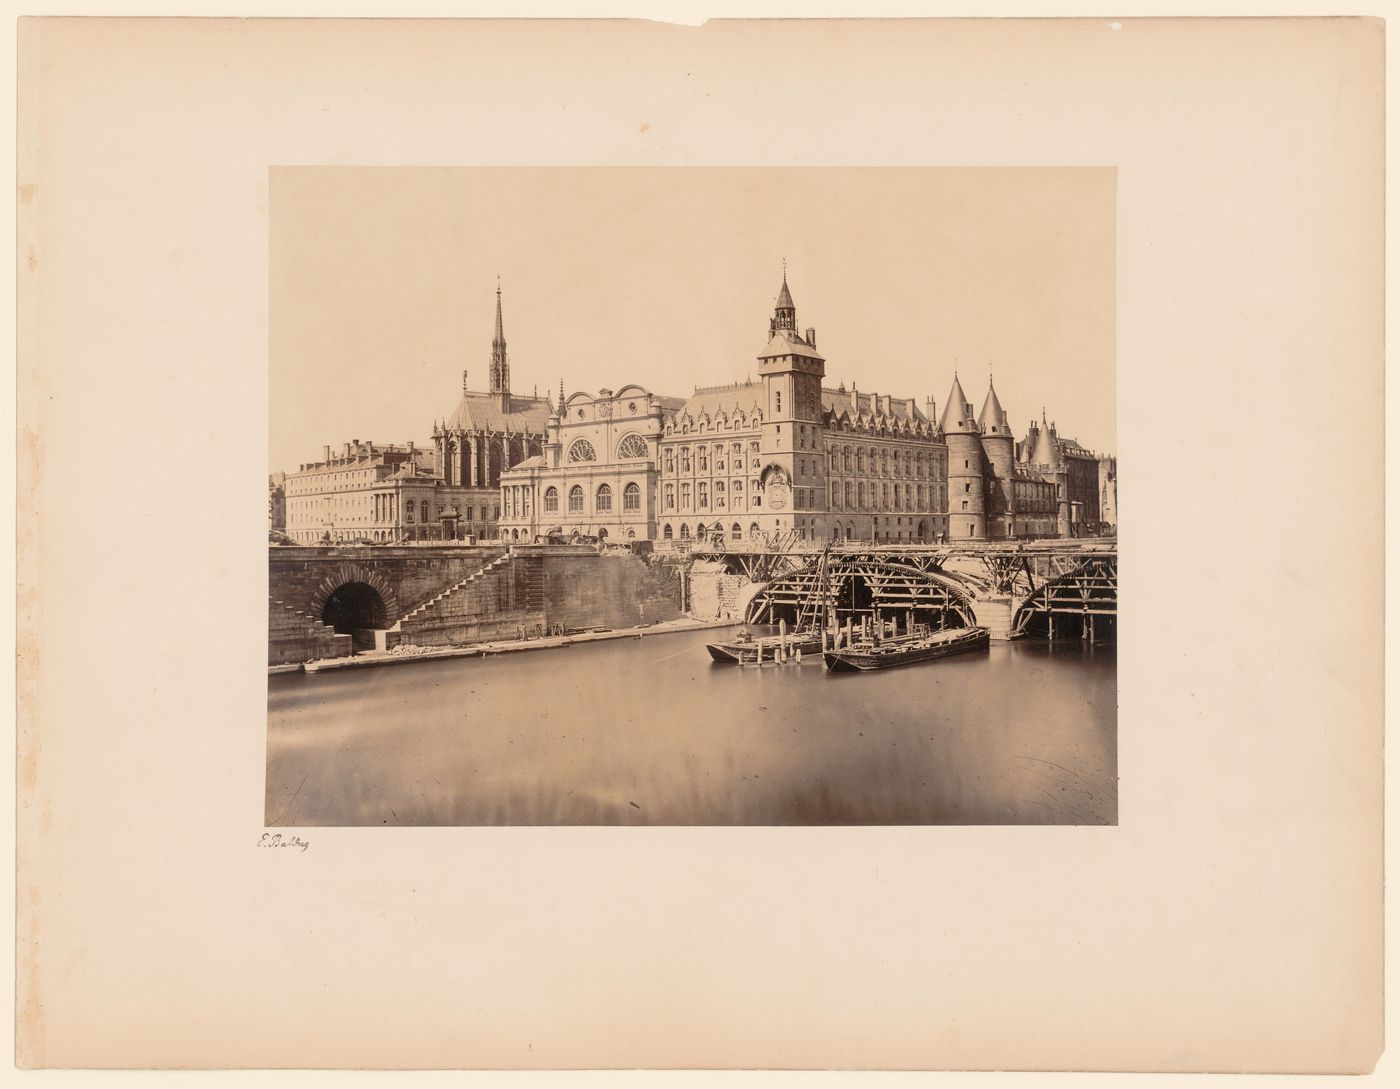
[978,381,1010,435]
[1031,416,1063,469]
[939,375,978,433]
[654,394,689,412]
[757,328,823,361]
[775,273,795,312]
[672,382,765,424]
[822,388,929,425]
[444,391,553,434]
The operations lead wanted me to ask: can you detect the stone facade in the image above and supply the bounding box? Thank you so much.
[284,440,451,544]
[497,384,685,543]
[278,271,1112,551]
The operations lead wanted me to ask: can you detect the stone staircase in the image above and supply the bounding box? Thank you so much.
[268,598,352,665]
[397,552,513,626]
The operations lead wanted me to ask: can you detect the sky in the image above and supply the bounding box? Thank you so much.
[270,166,1115,471]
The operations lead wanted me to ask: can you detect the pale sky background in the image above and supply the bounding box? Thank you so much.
[270,167,1115,471]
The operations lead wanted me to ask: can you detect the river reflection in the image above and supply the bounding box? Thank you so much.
[267,627,1116,826]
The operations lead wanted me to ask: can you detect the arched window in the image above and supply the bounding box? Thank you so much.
[567,439,597,463]
[696,523,707,540]
[406,500,416,524]
[623,482,641,510]
[568,485,584,512]
[617,434,649,459]
[731,522,742,540]
[749,522,760,539]
[596,484,613,511]
[663,524,674,541]
[544,487,559,513]
[679,524,691,540]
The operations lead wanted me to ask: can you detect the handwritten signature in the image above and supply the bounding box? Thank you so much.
[258,832,310,852]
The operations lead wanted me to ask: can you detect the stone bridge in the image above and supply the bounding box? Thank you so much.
[269,544,683,665]
[720,540,1118,642]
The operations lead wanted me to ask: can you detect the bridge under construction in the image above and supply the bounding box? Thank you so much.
[694,538,1118,642]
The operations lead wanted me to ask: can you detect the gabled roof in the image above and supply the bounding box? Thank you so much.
[445,392,552,434]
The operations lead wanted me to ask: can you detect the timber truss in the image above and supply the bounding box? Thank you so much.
[1009,555,1118,638]
[745,553,978,629]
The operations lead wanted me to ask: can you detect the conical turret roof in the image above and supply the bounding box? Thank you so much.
[978,380,1009,435]
[775,271,795,312]
[1031,411,1062,468]
[939,374,978,433]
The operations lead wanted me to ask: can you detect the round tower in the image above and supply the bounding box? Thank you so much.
[940,374,985,541]
[977,379,1015,539]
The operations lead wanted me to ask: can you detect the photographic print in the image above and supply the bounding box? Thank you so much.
[20,13,1383,1074]
[267,166,1118,826]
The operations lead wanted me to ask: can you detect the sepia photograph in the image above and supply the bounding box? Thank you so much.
[18,12,1385,1074]
[267,166,1118,826]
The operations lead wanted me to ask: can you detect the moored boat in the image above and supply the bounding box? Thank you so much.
[706,629,823,665]
[823,625,990,672]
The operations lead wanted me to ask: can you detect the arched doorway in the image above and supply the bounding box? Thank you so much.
[321,582,388,649]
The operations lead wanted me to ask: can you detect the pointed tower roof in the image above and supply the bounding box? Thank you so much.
[492,281,505,348]
[775,269,795,312]
[939,373,979,434]
[978,379,1010,436]
[1031,409,1062,468]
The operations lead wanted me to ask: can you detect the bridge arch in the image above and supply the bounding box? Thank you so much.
[1011,555,1117,640]
[308,563,403,632]
[745,554,976,631]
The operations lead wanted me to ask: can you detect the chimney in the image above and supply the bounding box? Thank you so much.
[323,444,331,462]
[806,327,816,348]
[343,442,351,457]
[408,440,414,454]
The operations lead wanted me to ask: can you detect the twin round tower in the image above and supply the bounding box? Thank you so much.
[940,372,1074,541]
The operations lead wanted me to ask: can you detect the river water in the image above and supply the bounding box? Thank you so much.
[267,627,1117,826]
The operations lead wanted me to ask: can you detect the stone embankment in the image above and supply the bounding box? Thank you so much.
[288,616,737,674]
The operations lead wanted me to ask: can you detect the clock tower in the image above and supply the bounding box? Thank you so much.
[756,268,827,537]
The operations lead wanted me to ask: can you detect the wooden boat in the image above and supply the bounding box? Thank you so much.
[823,625,990,672]
[705,629,823,665]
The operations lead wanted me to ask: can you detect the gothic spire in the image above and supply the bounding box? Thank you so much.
[490,279,509,398]
[770,262,797,335]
